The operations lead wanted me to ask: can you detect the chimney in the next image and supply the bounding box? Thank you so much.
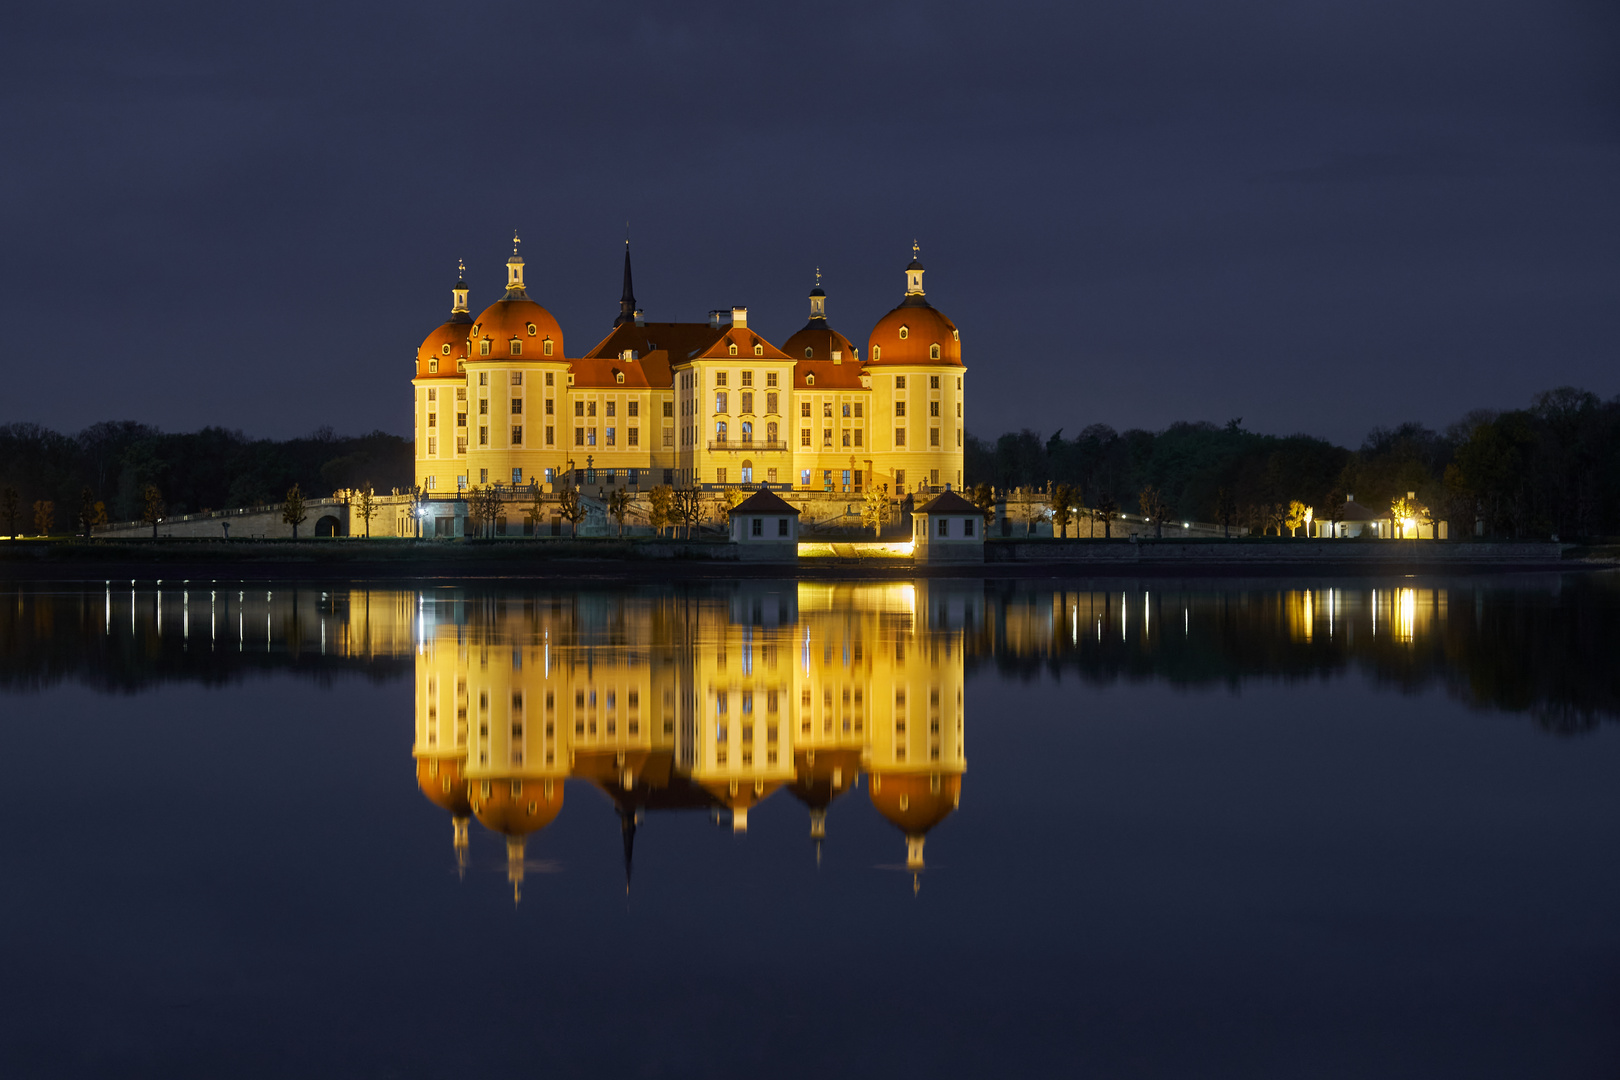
[731,306,748,328]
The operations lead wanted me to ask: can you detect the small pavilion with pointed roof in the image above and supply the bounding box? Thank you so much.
[728,486,801,558]
[911,490,985,562]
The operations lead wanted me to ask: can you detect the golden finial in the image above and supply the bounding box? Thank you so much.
[815,266,821,287]
[512,230,522,255]
[912,239,920,258]
[457,258,465,277]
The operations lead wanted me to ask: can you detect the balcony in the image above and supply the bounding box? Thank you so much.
[707,440,788,451]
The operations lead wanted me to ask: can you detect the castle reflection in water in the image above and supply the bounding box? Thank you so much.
[411,583,971,898]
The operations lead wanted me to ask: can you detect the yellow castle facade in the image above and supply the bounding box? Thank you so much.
[412,239,966,499]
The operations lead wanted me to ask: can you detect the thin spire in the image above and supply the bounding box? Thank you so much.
[512,230,522,256]
[615,236,638,327]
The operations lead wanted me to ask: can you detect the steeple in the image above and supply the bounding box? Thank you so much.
[505,231,528,299]
[450,259,471,323]
[619,809,637,894]
[507,835,526,906]
[808,267,826,322]
[614,239,637,327]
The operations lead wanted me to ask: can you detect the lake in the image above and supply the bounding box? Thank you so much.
[1,573,1617,1077]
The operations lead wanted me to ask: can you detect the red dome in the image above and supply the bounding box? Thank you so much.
[470,295,565,361]
[470,776,565,837]
[781,324,856,363]
[415,318,471,379]
[868,303,961,366]
[868,772,962,835]
[415,756,472,815]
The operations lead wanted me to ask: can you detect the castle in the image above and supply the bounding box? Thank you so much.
[412,237,965,503]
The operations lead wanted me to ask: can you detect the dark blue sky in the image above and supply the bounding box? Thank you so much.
[3,1,1616,445]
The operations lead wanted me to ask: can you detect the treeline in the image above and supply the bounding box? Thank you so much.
[965,387,1620,539]
[0,422,411,527]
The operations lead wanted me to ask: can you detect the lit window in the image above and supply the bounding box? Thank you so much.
[930,344,940,360]
[898,326,909,340]
[896,402,906,417]
[543,339,553,356]
[873,346,881,361]
[511,425,523,444]
[428,359,438,373]
[806,374,815,386]
[510,340,521,355]
[754,344,763,356]
[480,339,491,356]
[729,343,738,356]
[441,343,451,355]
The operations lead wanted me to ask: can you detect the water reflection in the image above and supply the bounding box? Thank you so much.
[413,582,969,898]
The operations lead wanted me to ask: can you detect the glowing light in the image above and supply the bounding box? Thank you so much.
[1395,587,1417,643]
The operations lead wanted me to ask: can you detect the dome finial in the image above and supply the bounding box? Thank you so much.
[512,229,522,256]
[506,232,527,296]
[451,260,470,317]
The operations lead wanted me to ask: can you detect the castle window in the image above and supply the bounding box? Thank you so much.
[872,346,881,361]
[729,343,738,356]
[853,402,862,418]
[628,427,638,446]
[457,360,465,372]
[628,401,638,417]
[428,359,438,373]
[766,392,777,413]
[587,401,596,417]
[806,374,815,386]
[804,347,813,359]
[767,373,777,387]
[543,339,553,356]
[801,429,810,446]
[715,391,728,413]
[742,371,753,387]
[895,376,905,389]
[441,343,451,355]
[929,401,939,416]
[895,402,906,417]
[801,401,811,417]
[930,344,940,360]
[616,370,625,384]
[545,399,553,415]
[510,340,522,355]
[766,421,777,442]
[842,403,850,418]
[854,429,862,446]
[898,326,909,340]
[480,339,492,356]
[753,344,763,356]
[527,323,537,336]
[895,428,906,446]
[715,372,727,386]
[511,425,523,445]
[607,401,615,418]
[930,427,940,447]
[953,329,960,341]
[930,375,940,389]
[574,400,584,416]
[546,372,554,386]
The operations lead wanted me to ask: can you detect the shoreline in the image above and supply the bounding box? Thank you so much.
[0,537,1608,583]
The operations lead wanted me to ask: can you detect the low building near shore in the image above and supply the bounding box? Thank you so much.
[912,490,985,562]
[727,488,800,560]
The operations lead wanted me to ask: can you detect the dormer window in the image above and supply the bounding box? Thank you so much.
[929,343,941,360]
[729,343,738,356]
[480,339,492,356]
[440,343,451,355]
[429,359,439,373]
[457,359,465,372]
[806,374,815,386]
[543,338,553,356]
[753,344,763,356]
[898,326,909,340]
[953,329,959,341]
[510,339,522,356]
[873,346,882,361]
[615,370,625,384]
[527,323,537,336]
[804,347,813,359]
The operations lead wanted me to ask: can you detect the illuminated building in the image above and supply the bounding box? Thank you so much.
[412,239,966,502]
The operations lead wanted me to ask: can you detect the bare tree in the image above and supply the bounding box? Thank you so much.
[557,487,587,537]
[608,488,632,538]
[1050,484,1076,538]
[1214,487,1237,539]
[861,488,892,538]
[672,486,702,539]
[524,484,548,537]
[1021,492,1045,536]
[141,484,165,539]
[355,487,378,538]
[1138,484,1171,539]
[283,484,308,539]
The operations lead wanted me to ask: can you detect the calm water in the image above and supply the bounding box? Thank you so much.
[1,574,1617,1077]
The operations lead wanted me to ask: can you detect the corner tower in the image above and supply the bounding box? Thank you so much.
[866,244,965,495]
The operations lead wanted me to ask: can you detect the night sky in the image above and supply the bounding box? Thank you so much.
[5,1,1616,447]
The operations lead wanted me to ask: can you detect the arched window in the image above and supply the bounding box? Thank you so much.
[429,359,438,373]
[480,339,492,356]
[543,339,553,356]
[929,343,940,360]
[766,421,777,443]
[872,346,881,361]
[754,344,763,356]
[741,461,753,483]
[898,326,909,340]
[715,421,727,443]
[729,343,738,356]
[741,421,753,443]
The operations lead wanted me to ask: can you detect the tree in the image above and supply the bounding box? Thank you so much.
[969,483,997,534]
[862,488,893,538]
[282,484,308,539]
[648,485,673,538]
[557,487,587,537]
[1050,484,1076,538]
[1138,484,1171,539]
[141,483,165,539]
[1214,487,1237,539]
[78,486,99,539]
[409,484,429,538]
[1285,500,1310,538]
[1021,492,1045,536]
[608,489,633,538]
[1,487,18,538]
[32,500,55,537]
[465,485,504,538]
[1263,502,1287,536]
[1390,492,1423,538]
[672,486,703,539]
[524,484,549,537]
[355,486,378,538]
[1094,494,1118,539]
